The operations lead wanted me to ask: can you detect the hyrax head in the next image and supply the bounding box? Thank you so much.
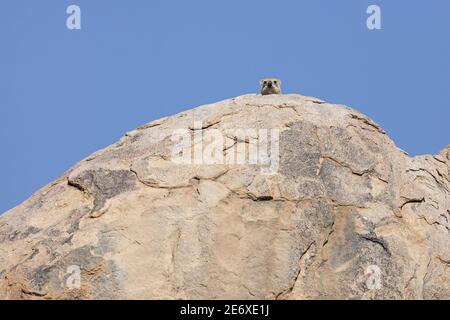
[260,78,282,95]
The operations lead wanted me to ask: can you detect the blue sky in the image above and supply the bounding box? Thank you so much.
[1,0,449,213]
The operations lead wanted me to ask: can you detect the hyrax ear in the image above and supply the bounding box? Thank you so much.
[277,79,282,85]
[259,80,264,86]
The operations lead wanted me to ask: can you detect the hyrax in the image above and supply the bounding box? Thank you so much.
[260,78,282,95]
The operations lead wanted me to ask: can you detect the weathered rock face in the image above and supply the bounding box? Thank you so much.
[0,94,449,300]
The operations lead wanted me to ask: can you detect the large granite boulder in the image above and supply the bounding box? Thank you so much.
[0,94,449,299]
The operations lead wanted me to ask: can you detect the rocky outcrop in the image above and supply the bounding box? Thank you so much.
[0,94,449,299]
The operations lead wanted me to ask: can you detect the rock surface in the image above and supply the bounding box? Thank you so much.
[0,94,449,299]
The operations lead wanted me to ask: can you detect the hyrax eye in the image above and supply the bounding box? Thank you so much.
[274,80,278,84]
[263,81,267,85]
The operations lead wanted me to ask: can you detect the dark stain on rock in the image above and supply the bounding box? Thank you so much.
[68,169,137,212]
[28,265,56,292]
[66,206,91,234]
[7,226,41,242]
[280,121,321,180]
[90,260,124,299]
[59,245,122,299]
[60,246,103,270]
[46,228,62,237]
[23,246,102,295]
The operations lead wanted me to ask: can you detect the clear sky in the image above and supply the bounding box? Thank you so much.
[1,0,449,214]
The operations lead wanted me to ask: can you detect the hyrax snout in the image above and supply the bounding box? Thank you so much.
[260,78,282,95]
